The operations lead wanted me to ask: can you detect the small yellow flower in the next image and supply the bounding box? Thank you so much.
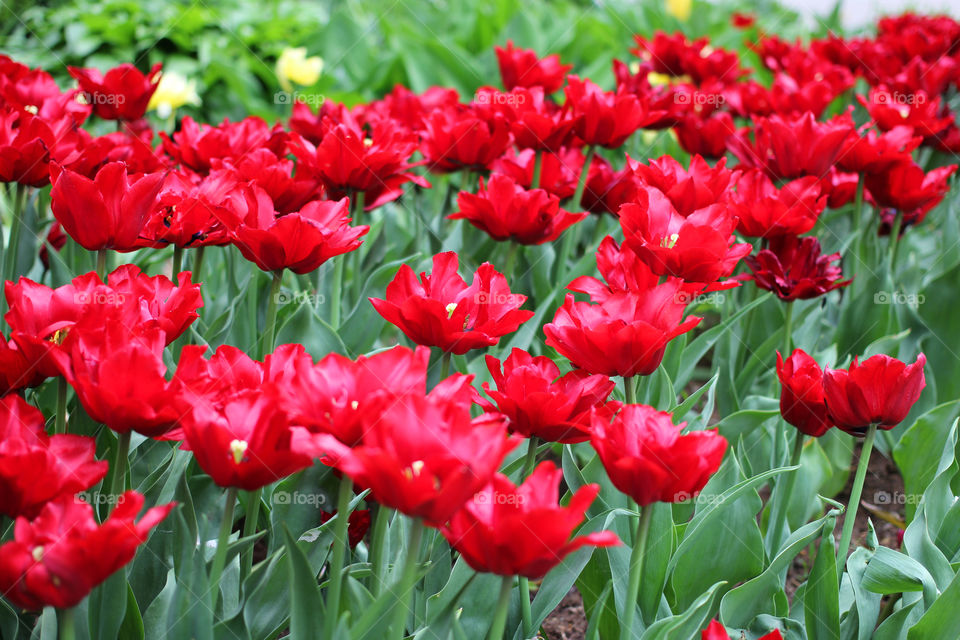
[666,0,692,21]
[147,71,200,119]
[276,47,323,92]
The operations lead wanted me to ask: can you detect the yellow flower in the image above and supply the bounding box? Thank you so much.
[276,47,323,92]
[666,0,692,21]
[147,71,200,119]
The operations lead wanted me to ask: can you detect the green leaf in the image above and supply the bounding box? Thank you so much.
[117,583,145,640]
[87,572,128,640]
[907,569,960,640]
[861,547,938,605]
[640,580,726,640]
[894,403,960,520]
[804,529,841,640]
[283,526,325,640]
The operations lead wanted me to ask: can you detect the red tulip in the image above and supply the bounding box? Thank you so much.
[727,111,855,181]
[631,32,745,84]
[183,387,314,490]
[731,13,756,28]
[370,252,533,355]
[619,187,751,284]
[823,353,926,433]
[500,87,576,152]
[564,76,664,148]
[544,290,701,378]
[494,41,572,93]
[491,147,580,199]
[729,171,825,238]
[702,620,782,640]
[480,348,616,443]
[745,235,850,301]
[0,395,107,518]
[160,116,287,175]
[674,112,736,160]
[442,462,620,578]
[231,194,369,274]
[51,161,165,251]
[451,174,585,244]
[859,88,953,139]
[590,405,727,506]
[420,106,512,173]
[836,125,923,175]
[69,63,161,121]
[0,110,82,187]
[580,160,642,215]
[865,161,956,226]
[214,148,321,215]
[0,491,174,610]
[630,155,737,216]
[296,381,519,527]
[777,350,833,437]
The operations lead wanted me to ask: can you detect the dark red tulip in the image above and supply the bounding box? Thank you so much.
[865,161,956,226]
[564,76,664,148]
[442,462,620,578]
[370,252,533,355]
[0,395,107,519]
[591,404,727,506]
[319,509,371,548]
[776,349,833,437]
[729,171,825,238]
[823,353,926,433]
[619,186,751,284]
[50,161,165,251]
[296,381,519,527]
[745,235,850,301]
[0,492,174,610]
[451,174,585,244]
[480,348,616,443]
[631,32,745,84]
[494,41,572,94]
[68,63,161,121]
[231,194,368,274]
[580,160,642,215]
[731,12,756,28]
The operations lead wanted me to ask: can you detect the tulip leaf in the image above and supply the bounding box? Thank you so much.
[0,599,19,640]
[88,572,128,640]
[116,583,144,640]
[893,403,960,520]
[640,580,726,640]
[638,502,674,625]
[861,547,938,604]
[804,528,841,640]
[906,569,960,640]
[671,374,718,424]
[282,525,325,640]
[167,509,214,640]
[846,547,883,640]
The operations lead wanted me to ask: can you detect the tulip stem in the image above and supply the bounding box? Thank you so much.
[96,249,107,280]
[324,475,354,638]
[887,211,904,274]
[624,375,636,405]
[350,190,366,301]
[109,431,131,503]
[440,351,452,379]
[621,505,653,640]
[389,517,425,640]
[263,270,283,357]
[369,503,390,597]
[783,302,793,358]
[488,575,515,640]
[531,150,543,189]
[766,430,805,554]
[54,376,67,435]
[837,423,878,578]
[172,245,183,278]
[521,436,540,479]
[504,242,519,277]
[241,488,262,579]
[852,174,865,268]
[209,486,238,609]
[4,182,26,286]
[193,246,206,283]
[554,146,594,279]
[58,606,76,640]
[517,436,540,637]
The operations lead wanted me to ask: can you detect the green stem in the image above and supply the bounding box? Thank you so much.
[324,475,354,638]
[58,606,76,640]
[350,191,367,300]
[96,249,107,280]
[554,146,595,279]
[241,487,263,580]
[621,505,653,640]
[766,430,805,554]
[330,256,344,329]
[54,376,67,435]
[836,424,878,576]
[516,435,539,637]
[172,245,183,279]
[208,486,238,609]
[4,182,25,285]
[887,211,904,274]
[504,242,519,277]
[531,150,543,189]
[440,351,452,380]
[192,246,206,283]
[783,301,794,357]
[369,503,390,597]
[487,575,515,640]
[521,436,540,479]
[624,375,636,405]
[263,270,283,358]
[109,431,131,503]
[852,174,865,268]
[571,146,595,209]
[389,518,425,640]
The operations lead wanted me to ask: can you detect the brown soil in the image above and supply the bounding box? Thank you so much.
[541,588,587,640]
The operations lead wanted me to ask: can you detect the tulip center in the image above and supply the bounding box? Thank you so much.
[229,439,249,465]
[24,105,38,114]
[350,400,359,410]
[403,459,426,479]
[363,138,374,147]
[660,233,680,248]
[445,302,458,318]
[31,546,43,562]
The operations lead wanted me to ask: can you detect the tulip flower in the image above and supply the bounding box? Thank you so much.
[673,112,736,159]
[0,394,107,519]
[0,491,174,610]
[147,70,200,119]
[420,106,513,173]
[865,160,956,227]
[619,186,751,284]
[859,88,953,138]
[728,171,826,238]
[777,350,833,437]
[630,154,737,216]
[494,41,571,93]
[0,110,83,187]
[564,76,664,149]
[702,620,782,640]
[160,116,286,175]
[631,32,745,84]
[50,161,165,252]
[319,509,371,548]
[443,461,620,578]
[370,252,533,355]
[480,348,616,443]
[451,174,585,244]
[745,235,850,301]
[69,63,162,121]
[276,48,323,92]
[836,125,922,175]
